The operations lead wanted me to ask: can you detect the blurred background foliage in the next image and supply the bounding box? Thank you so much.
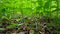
[0,0,60,18]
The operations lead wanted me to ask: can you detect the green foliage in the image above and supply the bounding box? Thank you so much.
[0,0,60,18]
[0,0,60,34]
[0,28,4,30]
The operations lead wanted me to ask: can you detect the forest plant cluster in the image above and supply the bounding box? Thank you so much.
[0,0,60,34]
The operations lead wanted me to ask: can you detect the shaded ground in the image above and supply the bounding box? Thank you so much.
[0,17,60,34]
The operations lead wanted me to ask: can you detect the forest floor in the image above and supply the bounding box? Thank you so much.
[0,17,60,34]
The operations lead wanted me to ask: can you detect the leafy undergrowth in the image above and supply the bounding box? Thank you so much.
[0,16,60,34]
[0,0,60,34]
